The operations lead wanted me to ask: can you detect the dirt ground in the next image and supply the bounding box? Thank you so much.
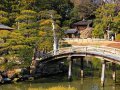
[63,39,120,49]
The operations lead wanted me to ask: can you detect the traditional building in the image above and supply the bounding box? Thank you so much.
[65,29,79,38]
[0,24,14,31]
[65,20,93,38]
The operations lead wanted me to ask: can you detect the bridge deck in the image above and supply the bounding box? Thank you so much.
[40,46,120,64]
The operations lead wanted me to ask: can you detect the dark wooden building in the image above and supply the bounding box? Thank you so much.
[65,29,79,38]
[65,20,93,38]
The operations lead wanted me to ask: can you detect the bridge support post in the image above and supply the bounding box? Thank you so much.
[67,56,72,81]
[101,60,106,87]
[112,63,116,82]
[80,56,84,78]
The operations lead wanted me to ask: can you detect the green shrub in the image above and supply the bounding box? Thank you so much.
[60,42,72,48]
[91,57,101,69]
[116,34,120,41]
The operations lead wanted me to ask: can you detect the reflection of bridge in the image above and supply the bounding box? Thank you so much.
[37,46,120,87]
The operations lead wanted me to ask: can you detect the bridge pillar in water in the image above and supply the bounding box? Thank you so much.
[112,63,116,82]
[80,56,84,78]
[101,60,106,87]
[67,56,72,81]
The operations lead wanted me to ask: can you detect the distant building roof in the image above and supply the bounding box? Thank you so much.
[73,20,93,26]
[0,24,14,30]
[65,29,78,34]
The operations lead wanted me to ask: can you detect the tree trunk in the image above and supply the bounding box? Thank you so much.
[51,15,58,55]
[104,33,107,40]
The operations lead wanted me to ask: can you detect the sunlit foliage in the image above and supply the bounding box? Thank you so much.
[92,4,120,38]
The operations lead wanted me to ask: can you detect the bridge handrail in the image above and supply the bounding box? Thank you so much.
[41,46,120,60]
[73,46,120,55]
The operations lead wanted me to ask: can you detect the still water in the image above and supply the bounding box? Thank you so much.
[0,76,120,90]
[1,58,120,90]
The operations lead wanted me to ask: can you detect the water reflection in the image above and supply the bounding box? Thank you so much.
[100,87,104,90]
[27,86,76,90]
[112,86,115,90]
[0,77,120,90]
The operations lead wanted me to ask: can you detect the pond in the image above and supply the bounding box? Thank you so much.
[1,57,120,90]
[1,75,120,90]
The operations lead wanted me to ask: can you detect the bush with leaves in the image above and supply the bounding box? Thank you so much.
[116,34,120,41]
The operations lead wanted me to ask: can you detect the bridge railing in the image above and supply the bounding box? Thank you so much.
[72,46,120,56]
[63,38,106,42]
[42,46,120,59]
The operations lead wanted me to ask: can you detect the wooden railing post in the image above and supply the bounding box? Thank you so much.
[114,49,116,54]
[86,47,87,52]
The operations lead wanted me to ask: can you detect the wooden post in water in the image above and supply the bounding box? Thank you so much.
[67,56,72,81]
[81,56,84,78]
[101,60,106,87]
[112,63,116,82]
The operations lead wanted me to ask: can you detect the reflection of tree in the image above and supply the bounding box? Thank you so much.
[28,86,76,90]
[28,87,45,90]
[1,84,76,90]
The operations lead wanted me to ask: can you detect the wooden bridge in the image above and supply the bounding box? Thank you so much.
[40,46,120,63]
[36,45,120,87]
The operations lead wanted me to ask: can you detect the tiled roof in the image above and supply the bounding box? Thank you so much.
[73,20,93,26]
[0,24,14,30]
[65,29,78,34]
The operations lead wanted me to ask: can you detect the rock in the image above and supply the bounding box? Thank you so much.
[28,77,34,81]
[0,78,11,84]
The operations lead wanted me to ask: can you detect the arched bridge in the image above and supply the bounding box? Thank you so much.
[35,46,120,86]
[39,46,120,64]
